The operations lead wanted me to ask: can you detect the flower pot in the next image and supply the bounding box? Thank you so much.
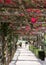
[38,50,45,61]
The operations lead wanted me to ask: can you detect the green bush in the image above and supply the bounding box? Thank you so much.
[29,45,46,58]
[29,45,39,57]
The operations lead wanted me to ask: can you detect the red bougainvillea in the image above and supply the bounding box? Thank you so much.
[19,13,25,16]
[25,25,30,31]
[31,17,37,23]
[26,8,41,14]
[5,0,12,4]
[0,0,3,3]
[26,8,32,12]
[35,9,41,13]
[12,1,16,5]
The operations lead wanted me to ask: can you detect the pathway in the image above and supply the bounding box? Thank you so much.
[16,48,42,65]
[9,46,42,65]
[9,42,46,65]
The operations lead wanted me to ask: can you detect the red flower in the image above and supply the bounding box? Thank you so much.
[25,26,30,31]
[5,0,12,4]
[44,1,46,7]
[12,1,16,5]
[31,17,37,23]
[35,9,41,13]
[19,13,24,16]
[0,0,3,3]
[26,8,32,12]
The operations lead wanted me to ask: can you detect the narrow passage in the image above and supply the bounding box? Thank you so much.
[9,44,42,65]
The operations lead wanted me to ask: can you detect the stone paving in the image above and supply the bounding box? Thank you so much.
[9,45,46,65]
[15,48,41,65]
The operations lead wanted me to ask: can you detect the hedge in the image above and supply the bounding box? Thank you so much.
[29,45,39,57]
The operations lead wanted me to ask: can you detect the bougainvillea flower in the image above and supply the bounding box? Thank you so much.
[12,1,16,5]
[19,13,24,16]
[43,1,46,7]
[5,0,12,4]
[31,17,37,23]
[0,0,3,3]
[25,26,30,31]
[26,8,32,12]
[35,9,41,13]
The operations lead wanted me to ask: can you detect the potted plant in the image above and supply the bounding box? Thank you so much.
[38,46,45,61]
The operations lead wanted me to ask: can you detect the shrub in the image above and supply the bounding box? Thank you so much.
[29,45,39,57]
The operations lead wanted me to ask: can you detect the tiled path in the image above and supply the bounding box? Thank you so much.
[9,46,43,65]
[16,48,42,65]
[9,42,46,65]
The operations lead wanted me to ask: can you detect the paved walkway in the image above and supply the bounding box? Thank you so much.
[16,48,42,65]
[9,43,46,65]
